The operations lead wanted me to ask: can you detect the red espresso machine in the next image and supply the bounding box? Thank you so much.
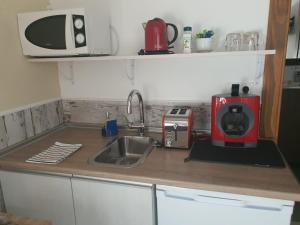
[211,85,260,148]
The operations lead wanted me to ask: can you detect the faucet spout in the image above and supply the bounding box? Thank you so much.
[127,90,145,136]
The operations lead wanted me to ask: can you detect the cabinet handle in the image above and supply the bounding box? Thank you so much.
[162,190,245,207]
[194,195,245,207]
[160,190,285,211]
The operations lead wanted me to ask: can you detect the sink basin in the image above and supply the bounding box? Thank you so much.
[89,136,155,167]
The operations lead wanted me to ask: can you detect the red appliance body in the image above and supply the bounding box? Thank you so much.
[144,18,178,53]
[211,94,260,148]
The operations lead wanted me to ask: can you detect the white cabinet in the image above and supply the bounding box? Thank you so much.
[0,171,75,225]
[156,185,294,225]
[2,170,294,225]
[72,177,155,225]
[0,171,154,225]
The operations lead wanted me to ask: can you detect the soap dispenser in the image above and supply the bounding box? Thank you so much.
[102,112,118,137]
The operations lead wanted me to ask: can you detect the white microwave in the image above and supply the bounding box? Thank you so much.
[18,8,111,57]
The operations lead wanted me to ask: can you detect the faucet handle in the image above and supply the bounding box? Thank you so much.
[128,122,145,129]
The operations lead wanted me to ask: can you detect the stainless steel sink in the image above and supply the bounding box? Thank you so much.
[89,136,155,167]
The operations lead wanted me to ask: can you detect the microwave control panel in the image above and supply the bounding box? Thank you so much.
[72,15,86,48]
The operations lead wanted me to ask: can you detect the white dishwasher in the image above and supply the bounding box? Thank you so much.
[156,185,294,225]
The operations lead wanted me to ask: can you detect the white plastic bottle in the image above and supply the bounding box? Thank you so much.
[183,26,192,54]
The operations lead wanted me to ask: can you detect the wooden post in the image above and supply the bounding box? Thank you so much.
[260,0,291,141]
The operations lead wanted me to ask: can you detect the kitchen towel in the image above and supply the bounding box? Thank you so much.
[26,142,82,164]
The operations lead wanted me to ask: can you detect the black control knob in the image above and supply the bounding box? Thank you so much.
[242,86,250,94]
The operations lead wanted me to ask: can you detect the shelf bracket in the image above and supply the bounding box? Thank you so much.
[125,59,136,86]
[62,62,75,85]
[255,54,265,85]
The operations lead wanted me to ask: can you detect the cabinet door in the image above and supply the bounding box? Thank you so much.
[0,171,75,225]
[157,185,294,225]
[72,177,154,225]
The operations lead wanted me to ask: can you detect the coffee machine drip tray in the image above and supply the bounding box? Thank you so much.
[186,139,285,168]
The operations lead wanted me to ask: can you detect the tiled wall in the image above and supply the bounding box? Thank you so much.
[0,100,63,212]
[63,100,211,131]
[0,100,63,153]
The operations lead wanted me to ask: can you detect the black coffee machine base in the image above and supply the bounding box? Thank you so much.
[185,139,285,168]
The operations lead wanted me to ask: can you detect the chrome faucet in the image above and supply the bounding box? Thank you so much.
[127,89,145,136]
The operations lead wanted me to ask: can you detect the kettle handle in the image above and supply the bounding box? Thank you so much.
[166,23,178,47]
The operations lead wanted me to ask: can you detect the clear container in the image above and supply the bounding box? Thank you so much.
[183,26,192,54]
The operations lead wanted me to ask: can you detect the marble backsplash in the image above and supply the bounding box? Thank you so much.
[63,99,211,131]
[0,98,210,154]
[0,100,63,153]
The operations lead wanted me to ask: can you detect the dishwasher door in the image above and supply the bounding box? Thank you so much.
[156,185,294,225]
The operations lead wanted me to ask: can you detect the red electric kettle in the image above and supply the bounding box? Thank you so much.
[141,18,178,54]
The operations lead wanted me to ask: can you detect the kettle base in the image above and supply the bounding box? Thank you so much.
[138,49,174,55]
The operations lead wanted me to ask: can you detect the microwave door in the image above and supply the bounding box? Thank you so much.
[25,15,67,50]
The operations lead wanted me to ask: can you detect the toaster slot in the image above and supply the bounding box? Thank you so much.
[179,108,187,115]
[170,109,179,114]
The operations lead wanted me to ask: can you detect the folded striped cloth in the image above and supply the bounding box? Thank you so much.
[26,142,82,164]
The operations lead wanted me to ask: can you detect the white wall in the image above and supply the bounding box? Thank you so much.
[0,0,60,112]
[51,0,270,103]
[58,55,265,103]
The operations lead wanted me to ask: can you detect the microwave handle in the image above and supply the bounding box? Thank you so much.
[65,13,75,50]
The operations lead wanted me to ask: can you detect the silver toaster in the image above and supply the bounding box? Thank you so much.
[162,107,193,149]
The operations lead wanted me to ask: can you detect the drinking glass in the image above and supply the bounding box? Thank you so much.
[243,32,259,51]
[225,33,242,51]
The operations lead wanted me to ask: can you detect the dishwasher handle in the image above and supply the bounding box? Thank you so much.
[162,190,246,207]
[160,190,285,211]
[194,195,248,207]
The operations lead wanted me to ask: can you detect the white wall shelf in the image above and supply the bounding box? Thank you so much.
[28,50,276,62]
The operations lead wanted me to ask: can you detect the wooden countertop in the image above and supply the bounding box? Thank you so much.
[0,126,300,201]
[0,212,51,225]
